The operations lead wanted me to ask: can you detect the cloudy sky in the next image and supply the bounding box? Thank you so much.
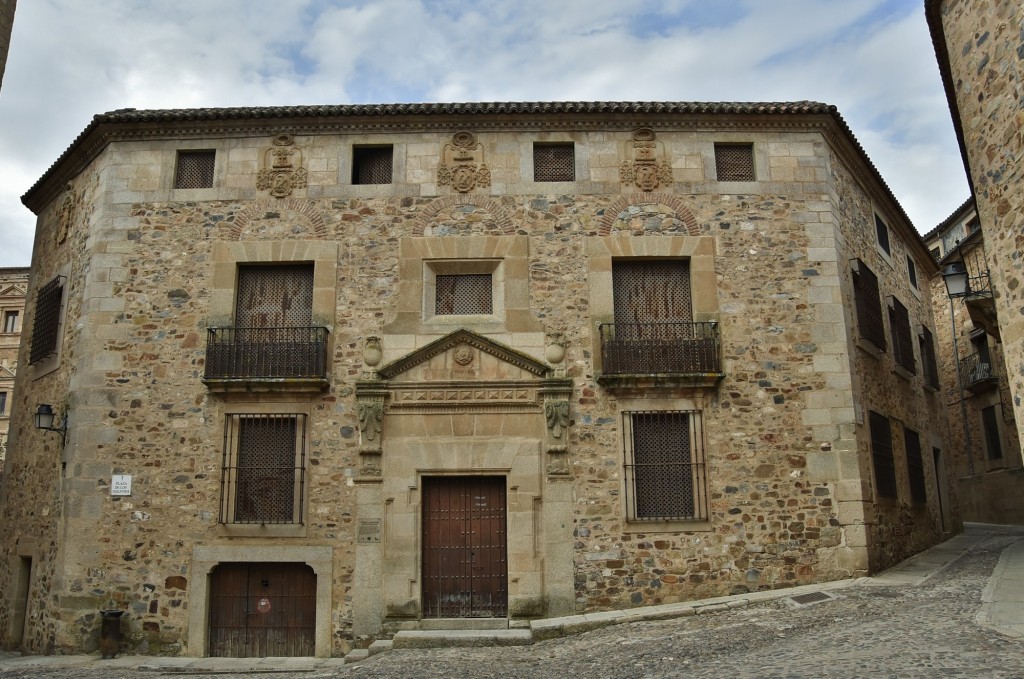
[0,0,967,267]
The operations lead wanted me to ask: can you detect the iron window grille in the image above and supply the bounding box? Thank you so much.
[869,411,897,500]
[919,326,940,390]
[3,311,17,333]
[533,143,574,182]
[220,413,306,524]
[852,259,886,352]
[435,274,493,315]
[174,150,215,189]
[352,146,393,185]
[622,410,708,521]
[714,143,755,181]
[874,213,891,255]
[888,297,915,374]
[981,405,1003,461]
[29,276,64,365]
[904,427,926,505]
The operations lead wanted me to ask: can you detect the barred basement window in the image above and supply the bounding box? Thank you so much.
[904,427,926,505]
[622,411,707,521]
[714,143,755,181]
[435,274,492,315]
[29,276,64,365]
[533,143,574,182]
[174,150,215,189]
[352,146,393,185]
[888,297,915,374]
[852,259,886,352]
[874,213,891,256]
[919,326,940,390]
[869,411,897,500]
[220,413,306,524]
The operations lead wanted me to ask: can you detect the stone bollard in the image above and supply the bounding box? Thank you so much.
[99,609,125,659]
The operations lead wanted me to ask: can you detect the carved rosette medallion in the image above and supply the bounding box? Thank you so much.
[619,128,673,191]
[438,131,491,193]
[257,133,308,198]
[55,183,83,246]
[452,344,474,366]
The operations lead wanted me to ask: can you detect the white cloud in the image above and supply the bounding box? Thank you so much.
[0,0,970,266]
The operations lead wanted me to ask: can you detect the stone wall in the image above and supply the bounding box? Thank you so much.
[937,0,1024,468]
[0,121,952,656]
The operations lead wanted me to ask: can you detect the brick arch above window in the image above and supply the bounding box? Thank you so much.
[412,195,514,237]
[227,199,327,240]
[599,193,700,237]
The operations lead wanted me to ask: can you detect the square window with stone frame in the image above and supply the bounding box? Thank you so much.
[3,310,18,334]
[174,150,215,189]
[352,145,393,185]
[714,143,755,181]
[435,274,493,315]
[874,213,891,256]
[852,259,886,352]
[220,413,307,524]
[869,411,897,500]
[888,296,915,375]
[622,410,708,521]
[28,275,65,365]
[533,143,574,182]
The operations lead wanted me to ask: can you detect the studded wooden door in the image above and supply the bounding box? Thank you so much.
[208,562,315,657]
[422,476,508,618]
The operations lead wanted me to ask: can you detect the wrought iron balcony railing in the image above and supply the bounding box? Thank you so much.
[204,326,329,382]
[599,321,721,376]
[959,351,996,392]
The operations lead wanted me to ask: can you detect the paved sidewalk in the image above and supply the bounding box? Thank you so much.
[0,522,1020,675]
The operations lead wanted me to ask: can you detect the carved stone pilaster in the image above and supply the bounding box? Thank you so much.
[355,382,389,481]
[540,379,573,478]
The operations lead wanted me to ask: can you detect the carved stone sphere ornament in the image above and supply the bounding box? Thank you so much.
[620,128,673,191]
[545,334,566,364]
[257,132,308,198]
[363,336,383,367]
[438,131,491,193]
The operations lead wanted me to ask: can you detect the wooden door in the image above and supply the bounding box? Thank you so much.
[208,562,315,657]
[422,476,508,618]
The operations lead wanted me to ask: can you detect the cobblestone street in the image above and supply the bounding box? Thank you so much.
[2,527,1021,679]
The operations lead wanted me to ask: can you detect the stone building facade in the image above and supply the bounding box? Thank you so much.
[927,0,1024,475]
[0,267,28,472]
[924,199,1023,523]
[0,102,953,657]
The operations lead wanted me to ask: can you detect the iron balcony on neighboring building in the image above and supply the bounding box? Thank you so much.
[203,326,330,393]
[960,351,998,394]
[597,321,723,389]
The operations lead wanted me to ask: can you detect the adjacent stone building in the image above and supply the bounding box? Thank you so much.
[0,267,28,472]
[927,0,1024,473]
[924,199,1023,523]
[0,102,954,657]
[0,0,15,92]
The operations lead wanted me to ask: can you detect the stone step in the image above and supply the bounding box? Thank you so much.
[392,629,533,649]
[419,618,509,631]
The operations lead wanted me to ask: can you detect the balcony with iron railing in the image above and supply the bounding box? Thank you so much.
[959,351,998,394]
[203,326,330,393]
[597,321,723,389]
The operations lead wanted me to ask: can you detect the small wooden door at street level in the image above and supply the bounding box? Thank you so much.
[208,562,315,657]
[422,476,508,617]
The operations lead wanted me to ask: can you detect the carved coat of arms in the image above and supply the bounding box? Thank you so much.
[438,131,491,193]
[620,128,673,191]
[257,133,308,198]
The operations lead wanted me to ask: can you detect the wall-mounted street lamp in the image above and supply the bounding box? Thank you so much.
[942,261,970,298]
[941,261,975,476]
[35,404,67,447]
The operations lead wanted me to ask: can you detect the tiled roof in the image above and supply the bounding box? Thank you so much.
[921,196,974,242]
